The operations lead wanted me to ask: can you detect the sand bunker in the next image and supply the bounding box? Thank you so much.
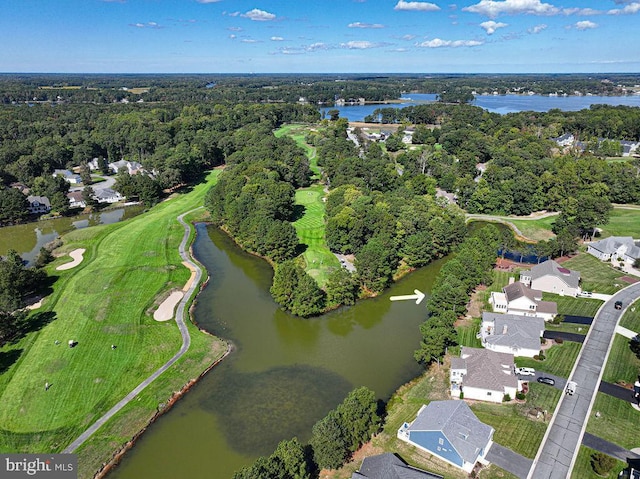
[182,261,197,292]
[56,248,86,271]
[154,290,184,321]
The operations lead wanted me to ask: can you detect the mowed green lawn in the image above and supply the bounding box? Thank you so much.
[274,123,320,178]
[293,185,339,286]
[619,298,640,332]
[586,393,640,450]
[515,341,582,378]
[509,215,558,242]
[0,171,225,455]
[599,206,640,238]
[602,334,640,384]
[570,446,626,479]
[560,253,630,295]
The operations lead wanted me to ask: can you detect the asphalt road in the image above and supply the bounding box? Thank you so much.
[527,282,640,479]
[582,432,640,462]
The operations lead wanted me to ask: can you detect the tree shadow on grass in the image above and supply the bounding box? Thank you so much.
[13,311,57,343]
[295,243,308,256]
[0,349,22,374]
[291,204,306,222]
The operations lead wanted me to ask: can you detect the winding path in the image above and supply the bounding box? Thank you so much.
[63,208,203,453]
[465,212,560,242]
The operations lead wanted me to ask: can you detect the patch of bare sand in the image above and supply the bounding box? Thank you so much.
[153,290,184,321]
[182,261,197,292]
[56,248,86,271]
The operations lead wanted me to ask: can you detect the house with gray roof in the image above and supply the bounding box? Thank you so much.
[481,312,544,358]
[587,236,640,265]
[489,281,557,321]
[52,169,82,184]
[351,453,442,479]
[26,195,51,214]
[397,400,494,473]
[520,259,581,297]
[449,347,518,403]
[93,188,123,204]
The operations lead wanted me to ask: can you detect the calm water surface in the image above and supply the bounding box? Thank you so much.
[0,206,144,265]
[322,93,640,120]
[108,224,444,479]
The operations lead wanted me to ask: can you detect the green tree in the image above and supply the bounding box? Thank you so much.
[310,410,348,470]
[325,268,359,307]
[337,387,380,451]
[414,311,458,366]
[0,187,29,224]
[355,237,396,293]
[590,452,616,476]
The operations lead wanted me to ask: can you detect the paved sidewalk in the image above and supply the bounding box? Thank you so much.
[616,324,637,339]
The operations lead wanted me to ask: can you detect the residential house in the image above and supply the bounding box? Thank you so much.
[351,453,442,479]
[449,347,519,403]
[9,182,29,194]
[519,259,581,296]
[26,195,51,214]
[480,312,545,358]
[94,188,123,204]
[553,133,575,147]
[489,281,557,320]
[87,157,101,171]
[53,169,82,184]
[397,400,494,473]
[620,140,639,157]
[108,159,144,175]
[620,458,640,479]
[67,191,86,209]
[587,236,640,265]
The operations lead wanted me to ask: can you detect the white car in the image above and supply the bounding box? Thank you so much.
[515,367,536,376]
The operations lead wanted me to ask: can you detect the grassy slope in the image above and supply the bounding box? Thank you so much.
[509,216,558,242]
[602,334,640,384]
[515,341,582,377]
[620,298,640,332]
[599,207,640,238]
[586,393,640,450]
[0,172,227,467]
[570,446,626,479]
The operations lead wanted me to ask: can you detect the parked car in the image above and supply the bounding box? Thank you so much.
[565,381,577,395]
[578,291,593,298]
[515,367,536,376]
[537,377,555,386]
[615,300,623,310]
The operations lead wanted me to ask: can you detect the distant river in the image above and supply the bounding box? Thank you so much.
[321,93,640,120]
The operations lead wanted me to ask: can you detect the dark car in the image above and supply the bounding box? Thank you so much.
[614,300,623,310]
[537,377,555,386]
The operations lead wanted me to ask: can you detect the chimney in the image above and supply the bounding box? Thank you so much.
[508,277,515,285]
[502,324,508,335]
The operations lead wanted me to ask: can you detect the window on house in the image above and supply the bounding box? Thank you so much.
[487,392,492,396]
[439,438,444,445]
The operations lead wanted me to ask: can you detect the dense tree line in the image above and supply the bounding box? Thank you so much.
[0,101,319,222]
[0,250,46,345]
[414,225,501,366]
[232,387,380,479]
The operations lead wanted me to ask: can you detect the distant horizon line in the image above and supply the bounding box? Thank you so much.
[1,72,639,76]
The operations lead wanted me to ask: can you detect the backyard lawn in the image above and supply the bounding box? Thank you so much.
[620,298,640,332]
[516,341,582,377]
[542,293,603,317]
[456,318,482,348]
[585,393,640,450]
[561,253,631,295]
[570,446,626,479]
[602,334,640,385]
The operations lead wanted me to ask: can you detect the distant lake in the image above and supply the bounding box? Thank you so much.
[321,93,640,120]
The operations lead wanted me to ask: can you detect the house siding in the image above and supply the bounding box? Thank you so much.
[462,385,517,404]
[407,431,464,469]
[531,276,579,297]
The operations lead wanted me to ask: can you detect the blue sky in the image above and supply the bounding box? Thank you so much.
[1,0,639,73]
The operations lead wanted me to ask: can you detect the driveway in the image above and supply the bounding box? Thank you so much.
[563,315,593,325]
[582,432,640,462]
[486,443,532,479]
[542,330,586,343]
[518,372,567,392]
[599,381,639,405]
[528,282,640,479]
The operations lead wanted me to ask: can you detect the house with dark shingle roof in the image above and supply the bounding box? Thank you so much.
[587,236,640,265]
[398,400,494,473]
[449,347,518,403]
[350,453,443,479]
[519,259,581,297]
[481,312,545,358]
[26,195,51,214]
[489,281,557,321]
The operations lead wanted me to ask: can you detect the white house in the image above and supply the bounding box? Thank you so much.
[450,347,519,403]
[108,159,144,175]
[52,169,82,184]
[26,195,51,214]
[94,188,123,204]
[489,281,557,321]
[587,237,640,265]
[519,260,581,297]
[397,400,494,473]
[480,312,545,358]
[66,191,86,209]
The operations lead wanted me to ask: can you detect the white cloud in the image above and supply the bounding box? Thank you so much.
[241,39,259,43]
[129,21,162,29]
[574,20,597,29]
[307,42,329,51]
[228,26,243,31]
[480,20,508,34]
[229,34,237,39]
[608,2,640,14]
[394,1,441,12]
[402,34,417,40]
[417,38,484,47]
[241,8,276,21]
[341,40,388,49]
[271,36,284,41]
[463,0,559,18]
[561,7,601,15]
[528,23,547,33]
[348,22,385,28]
